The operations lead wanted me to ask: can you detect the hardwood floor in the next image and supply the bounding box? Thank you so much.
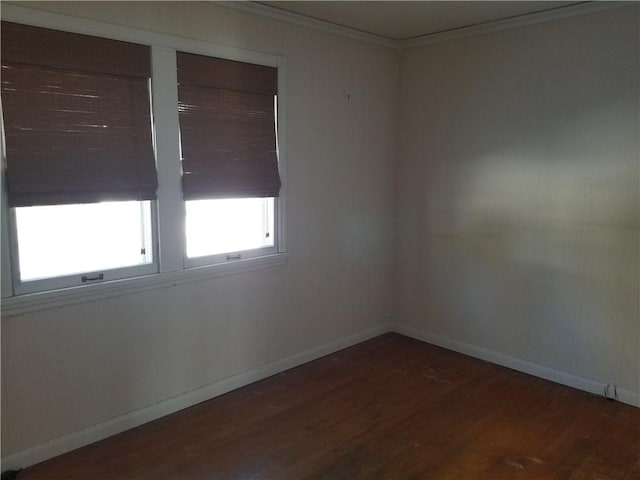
[18,333,640,479]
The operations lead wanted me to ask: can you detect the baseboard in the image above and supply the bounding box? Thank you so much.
[394,324,640,408]
[4,322,636,470]
[1,323,392,470]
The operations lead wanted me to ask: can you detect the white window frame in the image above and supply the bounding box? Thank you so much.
[0,4,288,314]
[183,197,279,269]
[8,202,159,296]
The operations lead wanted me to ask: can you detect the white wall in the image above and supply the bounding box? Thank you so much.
[1,1,398,459]
[395,6,639,398]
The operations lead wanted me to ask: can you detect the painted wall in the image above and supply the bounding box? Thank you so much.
[395,6,639,396]
[1,2,398,457]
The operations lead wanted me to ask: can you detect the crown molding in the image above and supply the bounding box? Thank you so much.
[217,1,633,52]
[401,1,633,49]
[216,1,400,50]
[3,2,632,52]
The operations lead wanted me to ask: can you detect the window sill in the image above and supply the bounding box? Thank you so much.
[1,253,289,317]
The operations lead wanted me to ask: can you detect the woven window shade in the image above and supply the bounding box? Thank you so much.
[177,52,280,200]
[1,22,157,207]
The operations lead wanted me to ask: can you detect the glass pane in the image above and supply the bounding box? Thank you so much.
[186,198,274,258]
[15,201,153,281]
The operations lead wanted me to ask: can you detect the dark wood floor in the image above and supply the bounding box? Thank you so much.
[18,333,640,479]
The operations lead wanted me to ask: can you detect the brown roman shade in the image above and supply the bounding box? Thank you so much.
[1,22,157,207]
[177,52,280,199]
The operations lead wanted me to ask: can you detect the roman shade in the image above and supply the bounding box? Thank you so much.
[1,22,157,207]
[177,52,281,199]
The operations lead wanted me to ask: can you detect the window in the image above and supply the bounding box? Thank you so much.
[1,22,158,294]
[176,52,281,266]
[0,15,286,302]
[185,197,274,260]
[14,201,153,281]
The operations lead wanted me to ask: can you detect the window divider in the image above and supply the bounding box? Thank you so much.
[275,60,288,254]
[1,117,14,298]
[151,46,185,273]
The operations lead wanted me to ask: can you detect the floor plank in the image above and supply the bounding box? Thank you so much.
[17,333,640,479]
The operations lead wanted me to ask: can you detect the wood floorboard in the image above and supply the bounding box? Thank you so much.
[17,333,640,479]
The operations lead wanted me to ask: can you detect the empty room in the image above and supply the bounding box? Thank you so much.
[1,1,638,478]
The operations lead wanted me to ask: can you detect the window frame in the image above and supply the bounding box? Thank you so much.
[0,4,288,310]
[8,201,159,296]
[183,197,279,269]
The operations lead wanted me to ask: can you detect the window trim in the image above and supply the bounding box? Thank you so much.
[0,4,288,306]
[1,253,289,316]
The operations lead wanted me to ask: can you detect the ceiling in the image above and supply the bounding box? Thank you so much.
[259,1,583,40]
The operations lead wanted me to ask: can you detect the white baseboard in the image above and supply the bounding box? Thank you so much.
[394,324,640,408]
[1,323,392,471]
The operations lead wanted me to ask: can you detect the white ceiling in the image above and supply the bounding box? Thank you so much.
[259,1,582,40]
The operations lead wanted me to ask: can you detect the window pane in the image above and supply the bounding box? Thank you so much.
[15,201,153,281]
[185,198,274,258]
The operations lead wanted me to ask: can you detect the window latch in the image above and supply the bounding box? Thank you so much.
[81,273,104,283]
